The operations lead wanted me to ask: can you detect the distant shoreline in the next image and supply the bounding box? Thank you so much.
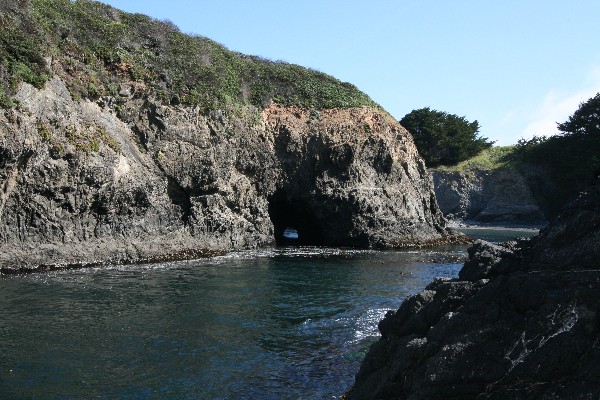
[448,220,545,232]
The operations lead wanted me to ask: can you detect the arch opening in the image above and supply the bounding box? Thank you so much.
[268,189,325,246]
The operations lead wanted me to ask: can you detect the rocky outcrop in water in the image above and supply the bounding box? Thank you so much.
[0,77,458,272]
[432,168,547,225]
[346,180,600,399]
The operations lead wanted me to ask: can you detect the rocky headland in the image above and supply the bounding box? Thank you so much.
[0,0,466,272]
[0,77,457,272]
[346,179,600,399]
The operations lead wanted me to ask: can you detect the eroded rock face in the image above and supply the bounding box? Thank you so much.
[432,169,547,225]
[261,105,451,248]
[346,180,600,399]
[0,78,457,271]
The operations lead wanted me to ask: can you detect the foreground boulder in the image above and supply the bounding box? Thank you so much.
[346,181,600,399]
[0,78,457,272]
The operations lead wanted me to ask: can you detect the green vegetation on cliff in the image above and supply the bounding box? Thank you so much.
[434,146,514,172]
[0,0,377,110]
[505,101,600,216]
[433,93,600,219]
[433,93,600,179]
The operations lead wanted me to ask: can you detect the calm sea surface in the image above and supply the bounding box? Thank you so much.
[0,229,536,399]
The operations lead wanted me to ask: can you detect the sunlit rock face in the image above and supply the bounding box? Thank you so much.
[432,168,547,225]
[346,181,600,400]
[0,79,459,272]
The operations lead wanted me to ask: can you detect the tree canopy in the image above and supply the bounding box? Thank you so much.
[557,92,600,136]
[400,107,494,167]
[507,92,600,217]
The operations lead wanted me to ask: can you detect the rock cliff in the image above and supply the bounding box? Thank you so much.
[346,180,600,399]
[0,77,457,272]
[432,168,547,226]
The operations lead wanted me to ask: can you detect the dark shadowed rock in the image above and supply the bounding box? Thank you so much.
[458,239,518,281]
[346,180,600,400]
[523,182,600,271]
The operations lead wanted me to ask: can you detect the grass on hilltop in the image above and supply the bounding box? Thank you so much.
[433,146,515,172]
[0,0,377,111]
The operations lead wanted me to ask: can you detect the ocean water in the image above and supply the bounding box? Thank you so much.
[0,229,535,399]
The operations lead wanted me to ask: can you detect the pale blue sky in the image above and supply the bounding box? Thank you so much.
[101,1,600,145]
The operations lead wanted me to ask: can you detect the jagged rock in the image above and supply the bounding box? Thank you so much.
[346,181,600,400]
[458,239,517,281]
[0,78,459,272]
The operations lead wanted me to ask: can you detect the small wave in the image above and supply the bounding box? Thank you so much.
[351,307,389,342]
[213,246,377,262]
[298,306,388,346]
